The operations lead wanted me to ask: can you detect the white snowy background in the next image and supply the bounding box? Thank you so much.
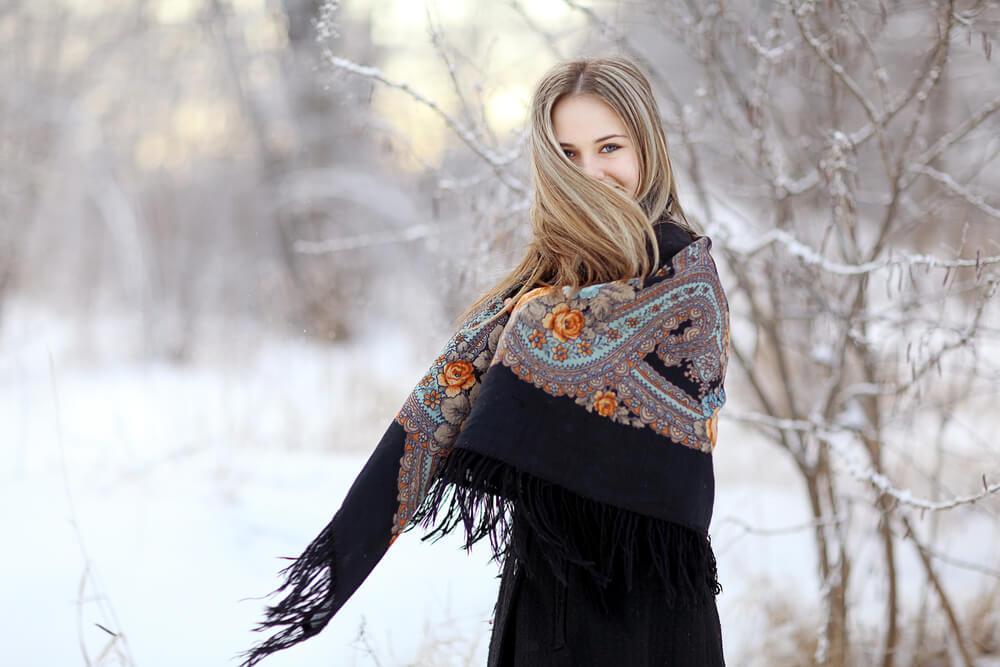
[4,292,998,666]
[3,0,1000,665]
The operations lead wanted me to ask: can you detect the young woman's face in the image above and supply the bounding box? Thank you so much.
[552,93,640,198]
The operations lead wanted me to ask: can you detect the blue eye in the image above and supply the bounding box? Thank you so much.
[563,144,621,159]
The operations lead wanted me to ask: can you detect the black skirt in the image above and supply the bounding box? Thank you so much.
[486,520,727,667]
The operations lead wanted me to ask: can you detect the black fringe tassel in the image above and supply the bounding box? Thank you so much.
[236,516,339,667]
[408,447,723,615]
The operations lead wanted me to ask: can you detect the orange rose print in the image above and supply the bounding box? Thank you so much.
[593,390,618,417]
[512,286,556,312]
[542,303,585,342]
[438,360,476,397]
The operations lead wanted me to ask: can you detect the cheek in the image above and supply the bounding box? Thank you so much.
[615,158,640,189]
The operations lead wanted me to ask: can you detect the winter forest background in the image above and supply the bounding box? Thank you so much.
[3,0,1000,665]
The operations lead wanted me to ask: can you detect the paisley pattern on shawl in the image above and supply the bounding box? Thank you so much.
[390,236,729,547]
[493,236,729,453]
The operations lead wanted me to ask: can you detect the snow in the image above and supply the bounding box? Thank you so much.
[2,296,997,666]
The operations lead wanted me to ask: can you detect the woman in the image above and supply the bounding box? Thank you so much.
[458,56,726,666]
[241,55,729,667]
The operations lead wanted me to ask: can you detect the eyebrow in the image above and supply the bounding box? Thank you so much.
[558,134,627,147]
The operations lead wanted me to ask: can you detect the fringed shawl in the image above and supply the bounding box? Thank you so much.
[239,222,731,666]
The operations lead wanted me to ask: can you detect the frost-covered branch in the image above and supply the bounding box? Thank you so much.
[909,94,1000,176]
[293,224,444,254]
[724,410,1000,512]
[733,228,1000,275]
[909,165,1000,222]
[324,55,527,194]
[891,275,999,395]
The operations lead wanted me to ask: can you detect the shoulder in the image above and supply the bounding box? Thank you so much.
[653,218,697,243]
[651,219,699,266]
[511,285,558,314]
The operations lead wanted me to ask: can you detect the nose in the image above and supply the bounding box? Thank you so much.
[580,156,605,181]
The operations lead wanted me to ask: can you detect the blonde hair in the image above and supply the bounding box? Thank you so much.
[454,55,698,328]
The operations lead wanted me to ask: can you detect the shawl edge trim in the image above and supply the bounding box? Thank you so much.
[407,446,723,613]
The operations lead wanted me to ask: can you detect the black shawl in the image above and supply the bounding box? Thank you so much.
[239,220,731,666]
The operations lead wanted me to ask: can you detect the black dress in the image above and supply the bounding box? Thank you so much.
[486,513,726,667]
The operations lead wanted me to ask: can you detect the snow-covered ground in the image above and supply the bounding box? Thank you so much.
[2,297,997,666]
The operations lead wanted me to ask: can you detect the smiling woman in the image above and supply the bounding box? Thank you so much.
[452,53,694,323]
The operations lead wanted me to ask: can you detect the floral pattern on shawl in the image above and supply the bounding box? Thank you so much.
[493,236,730,454]
[391,295,510,544]
[390,235,730,545]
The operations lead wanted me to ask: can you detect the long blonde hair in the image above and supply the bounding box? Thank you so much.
[455,55,697,328]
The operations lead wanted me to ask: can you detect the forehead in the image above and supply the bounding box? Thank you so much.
[552,94,627,141]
